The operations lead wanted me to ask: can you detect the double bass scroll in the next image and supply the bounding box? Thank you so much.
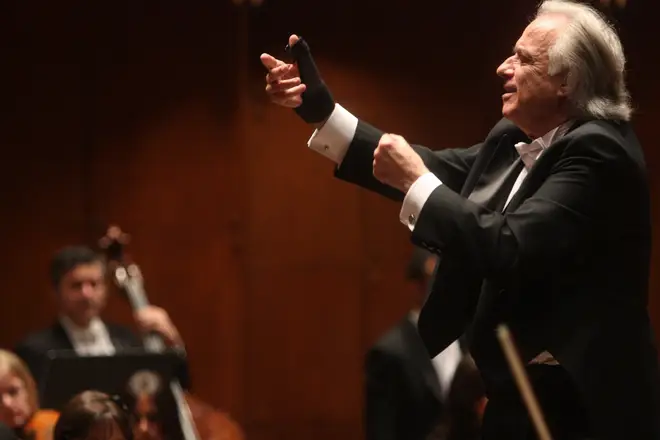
[99,225,244,440]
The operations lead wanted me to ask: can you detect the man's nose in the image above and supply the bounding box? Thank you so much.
[497,57,514,78]
[81,283,95,298]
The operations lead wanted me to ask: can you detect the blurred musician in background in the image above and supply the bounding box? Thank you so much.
[53,390,132,440]
[12,246,188,390]
[365,248,485,440]
[127,371,163,440]
[0,350,59,440]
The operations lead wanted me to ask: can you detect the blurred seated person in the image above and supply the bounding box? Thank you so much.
[365,248,486,440]
[13,246,189,390]
[56,389,245,440]
[427,354,486,440]
[126,370,165,440]
[0,350,59,440]
[125,370,245,440]
[53,391,132,440]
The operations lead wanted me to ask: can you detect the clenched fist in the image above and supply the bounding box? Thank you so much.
[373,134,430,193]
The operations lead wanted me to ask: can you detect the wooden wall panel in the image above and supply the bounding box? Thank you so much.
[0,0,247,418]
[242,65,365,439]
[0,2,658,440]
[81,1,246,416]
[620,0,660,329]
[0,1,88,342]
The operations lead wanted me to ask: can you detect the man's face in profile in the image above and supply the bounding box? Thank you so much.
[496,15,568,137]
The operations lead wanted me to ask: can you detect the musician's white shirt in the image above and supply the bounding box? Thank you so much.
[59,315,116,356]
[409,311,462,402]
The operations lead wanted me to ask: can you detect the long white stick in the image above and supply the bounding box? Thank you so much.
[496,324,554,440]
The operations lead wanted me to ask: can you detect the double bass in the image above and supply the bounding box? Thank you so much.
[99,226,244,440]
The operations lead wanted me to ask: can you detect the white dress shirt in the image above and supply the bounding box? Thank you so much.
[59,315,116,356]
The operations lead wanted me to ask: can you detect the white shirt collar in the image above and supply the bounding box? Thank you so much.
[533,120,574,150]
[59,315,115,355]
[60,315,104,335]
[513,120,574,171]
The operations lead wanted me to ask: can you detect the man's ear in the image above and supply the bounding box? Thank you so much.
[557,77,570,98]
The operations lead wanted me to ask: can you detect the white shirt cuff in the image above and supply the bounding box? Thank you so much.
[400,173,443,231]
[307,104,358,165]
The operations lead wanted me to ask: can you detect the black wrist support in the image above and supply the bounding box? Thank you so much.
[286,38,335,124]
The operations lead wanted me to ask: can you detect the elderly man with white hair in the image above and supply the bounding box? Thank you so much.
[261,0,660,439]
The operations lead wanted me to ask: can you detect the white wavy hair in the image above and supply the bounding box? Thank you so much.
[536,0,632,121]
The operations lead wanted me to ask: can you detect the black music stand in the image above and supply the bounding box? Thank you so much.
[0,422,18,440]
[39,348,186,440]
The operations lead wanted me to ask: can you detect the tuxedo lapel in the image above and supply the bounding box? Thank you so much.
[110,334,128,351]
[52,322,75,350]
[470,158,524,211]
[503,120,586,213]
[106,323,143,351]
[502,137,567,213]
[462,134,515,198]
[465,134,524,211]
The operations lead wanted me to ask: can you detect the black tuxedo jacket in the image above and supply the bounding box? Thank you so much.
[365,316,444,440]
[14,321,190,393]
[335,118,660,440]
[0,422,18,440]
